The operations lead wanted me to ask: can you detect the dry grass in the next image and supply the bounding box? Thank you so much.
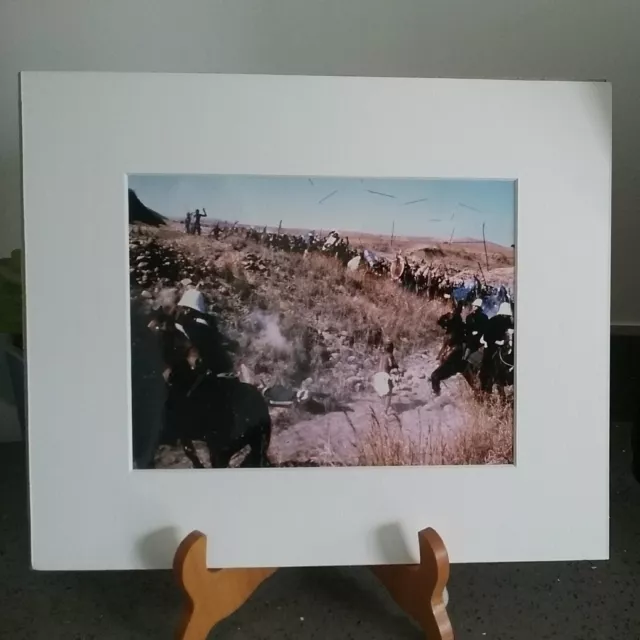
[447,388,513,464]
[132,225,514,468]
[262,249,448,353]
[356,388,513,466]
[182,239,452,394]
[353,409,434,467]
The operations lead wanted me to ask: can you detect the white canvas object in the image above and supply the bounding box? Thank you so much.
[21,72,611,570]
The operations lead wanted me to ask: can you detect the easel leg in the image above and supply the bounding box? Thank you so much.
[174,527,453,640]
[173,531,275,640]
[371,528,453,640]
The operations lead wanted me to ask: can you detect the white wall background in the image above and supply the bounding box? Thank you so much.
[0,0,637,439]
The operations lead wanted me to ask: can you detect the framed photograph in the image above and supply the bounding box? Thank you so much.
[21,72,611,570]
[128,173,516,472]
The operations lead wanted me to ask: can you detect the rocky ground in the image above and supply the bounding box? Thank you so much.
[268,350,470,466]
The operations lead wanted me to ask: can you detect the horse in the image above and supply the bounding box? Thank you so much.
[165,369,272,469]
[130,302,272,469]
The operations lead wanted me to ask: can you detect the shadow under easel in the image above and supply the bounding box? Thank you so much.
[135,526,182,569]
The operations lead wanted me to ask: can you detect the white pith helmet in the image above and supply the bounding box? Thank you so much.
[497,302,513,317]
[472,298,483,308]
[177,288,206,314]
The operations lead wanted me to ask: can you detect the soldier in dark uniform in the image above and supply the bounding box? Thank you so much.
[171,288,233,377]
[430,307,468,396]
[464,298,488,362]
[163,288,234,466]
[192,208,208,236]
[479,302,514,394]
[210,222,222,239]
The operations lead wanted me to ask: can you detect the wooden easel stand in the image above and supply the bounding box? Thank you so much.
[173,527,453,639]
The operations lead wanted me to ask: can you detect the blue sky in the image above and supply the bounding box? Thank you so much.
[128,174,516,247]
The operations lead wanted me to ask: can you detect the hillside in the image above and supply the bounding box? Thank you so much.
[128,189,167,227]
[129,224,513,468]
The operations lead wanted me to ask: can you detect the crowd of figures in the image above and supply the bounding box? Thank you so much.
[210,222,513,316]
[430,298,514,398]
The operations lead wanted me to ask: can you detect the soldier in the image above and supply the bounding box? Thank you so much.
[192,208,208,236]
[478,302,514,394]
[464,298,488,362]
[430,309,467,396]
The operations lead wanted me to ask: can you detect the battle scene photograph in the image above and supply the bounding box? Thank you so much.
[129,175,515,470]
